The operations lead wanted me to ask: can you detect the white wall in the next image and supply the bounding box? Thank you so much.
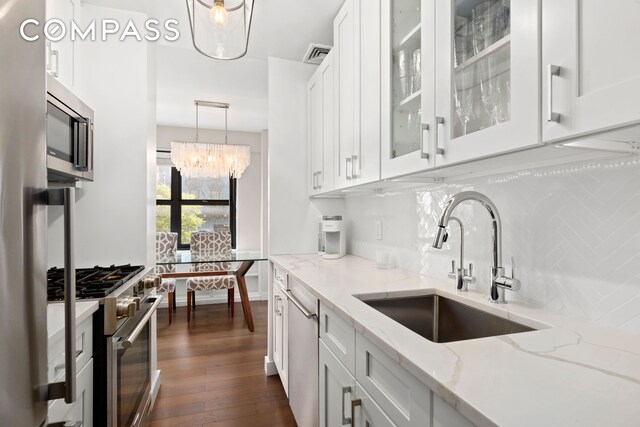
[267,57,345,255]
[344,159,640,333]
[48,5,156,268]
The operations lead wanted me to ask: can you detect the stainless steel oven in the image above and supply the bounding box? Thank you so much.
[108,295,162,427]
[46,74,94,182]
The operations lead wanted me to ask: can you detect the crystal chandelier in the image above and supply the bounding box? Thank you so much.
[171,101,251,179]
[186,0,255,60]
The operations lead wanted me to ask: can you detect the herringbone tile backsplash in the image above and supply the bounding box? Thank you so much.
[346,161,640,333]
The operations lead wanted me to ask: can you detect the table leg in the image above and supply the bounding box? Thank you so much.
[235,261,255,332]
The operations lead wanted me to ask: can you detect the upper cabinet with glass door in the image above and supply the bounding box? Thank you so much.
[381,0,436,179]
[432,0,541,167]
[542,0,640,144]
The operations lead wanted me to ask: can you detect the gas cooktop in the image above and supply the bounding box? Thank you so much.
[47,264,145,301]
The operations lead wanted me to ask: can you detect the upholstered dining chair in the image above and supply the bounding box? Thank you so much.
[155,232,178,324]
[186,230,237,322]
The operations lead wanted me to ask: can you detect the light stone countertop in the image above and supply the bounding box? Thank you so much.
[48,301,99,343]
[270,254,640,427]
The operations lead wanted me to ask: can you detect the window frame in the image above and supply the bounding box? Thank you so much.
[156,153,237,250]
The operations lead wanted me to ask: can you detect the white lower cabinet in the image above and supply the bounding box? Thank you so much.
[355,333,431,427]
[47,316,94,427]
[273,282,289,395]
[48,359,94,427]
[318,302,475,427]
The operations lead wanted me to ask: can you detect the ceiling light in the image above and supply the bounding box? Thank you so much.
[171,101,251,179]
[186,0,254,60]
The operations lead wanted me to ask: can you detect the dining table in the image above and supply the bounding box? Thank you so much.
[156,250,268,332]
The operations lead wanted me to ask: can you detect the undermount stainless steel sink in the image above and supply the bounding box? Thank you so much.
[361,294,535,343]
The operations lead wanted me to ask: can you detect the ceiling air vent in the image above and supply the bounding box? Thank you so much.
[303,44,332,65]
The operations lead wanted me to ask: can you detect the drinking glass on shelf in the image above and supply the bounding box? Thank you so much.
[478,56,500,126]
[496,71,511,123]
[454,19,472,68]
[412,49,421,92]
[472,1,494,55]
[493,0,510,40]
[397,49,412,99]
[454,66,475,136]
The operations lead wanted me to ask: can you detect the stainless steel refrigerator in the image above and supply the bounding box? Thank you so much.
[0,0,48,425]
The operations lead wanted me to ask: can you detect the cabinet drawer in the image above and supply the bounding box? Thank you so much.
[355,333,430,427]
[48,358,94,427]
[273,263,288,290]
[48,317,93,383]
[320,303,356,375]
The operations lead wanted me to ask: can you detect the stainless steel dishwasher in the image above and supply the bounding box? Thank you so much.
[285,278,319,427]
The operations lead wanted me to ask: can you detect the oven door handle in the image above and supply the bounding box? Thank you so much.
[117,295,163,350]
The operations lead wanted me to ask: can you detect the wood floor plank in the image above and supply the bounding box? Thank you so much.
[151,302,297,427]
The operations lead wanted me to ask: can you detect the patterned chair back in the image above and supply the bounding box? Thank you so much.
[190,230,233,273]
[155,232,178,274]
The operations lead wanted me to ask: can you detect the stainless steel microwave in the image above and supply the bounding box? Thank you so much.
[46,75,94,181]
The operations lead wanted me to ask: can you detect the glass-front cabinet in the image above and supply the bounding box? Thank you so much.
[434,0,540,167]
[381,0,436,179]
[382,0,541,179]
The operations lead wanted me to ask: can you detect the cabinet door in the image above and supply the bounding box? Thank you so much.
[381,0,436,179]
[354,383,397,427]
[542,0,640,143]
[433,394,475,427]
[272,288,288,394]
[434,0,541,166]
[46,0,80,89]
[48,358,93,427]
[355,0,381,185]
[320,339,357,427]
[334,0,358,190]
[309,68,324,195]
[320,52,335,192]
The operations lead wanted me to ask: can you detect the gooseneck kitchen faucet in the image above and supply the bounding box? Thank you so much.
[432,191,520,303]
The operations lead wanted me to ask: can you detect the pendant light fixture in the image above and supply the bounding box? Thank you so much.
[171,101,251,179]
[186,0,255,60]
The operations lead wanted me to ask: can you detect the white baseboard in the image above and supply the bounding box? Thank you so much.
[149,369,161,411]
[264,355,278,376]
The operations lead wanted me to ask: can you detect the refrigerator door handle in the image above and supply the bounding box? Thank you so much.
[47,188,77,404]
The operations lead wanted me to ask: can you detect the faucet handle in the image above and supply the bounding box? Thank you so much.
[463,263,476,285]
[448,260,457,280]
[495,257,521,292]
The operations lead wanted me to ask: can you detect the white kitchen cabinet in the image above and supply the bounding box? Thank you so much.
[46,0,81,90]
[354,383,396,427]
[272,282,289,395]
[308,51,336,195]
[381,0,436,178]
[541,0,640,143]
[48,359,94,427]
[432,394,475,427]
[319,302,356,374]
[319,339,356,427]
[333,0,381,190]
[432,0,541,167]
[355,333,431,426]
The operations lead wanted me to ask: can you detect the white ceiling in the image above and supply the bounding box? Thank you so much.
[83,0,344,132]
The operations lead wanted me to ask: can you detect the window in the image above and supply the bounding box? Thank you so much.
[156,153,237,249]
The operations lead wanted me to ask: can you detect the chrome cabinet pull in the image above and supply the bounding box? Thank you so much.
[434,116,445,156]
[47,188,77,404]
[351,397,362,426]
[420,123,430,159]
[547,65,561,123]
[312,172,317,190]
[341,386,352,425]
[346,157,353,180]
[351,155,360,178]
[51,49,60,78]
[317,171,322,189]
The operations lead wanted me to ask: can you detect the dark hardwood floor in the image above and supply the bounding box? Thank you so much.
[151,301,297,427]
